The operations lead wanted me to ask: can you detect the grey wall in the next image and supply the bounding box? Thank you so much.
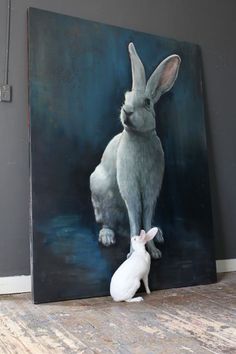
[0,0,235,276]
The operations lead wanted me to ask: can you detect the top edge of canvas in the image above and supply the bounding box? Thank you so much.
[27,7,201,50]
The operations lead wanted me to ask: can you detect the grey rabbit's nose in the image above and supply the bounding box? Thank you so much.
[123,108,134,126]
[123,108,133,117]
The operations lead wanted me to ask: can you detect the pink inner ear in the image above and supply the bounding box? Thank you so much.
[160,58,179,89]
[139,229,146,240]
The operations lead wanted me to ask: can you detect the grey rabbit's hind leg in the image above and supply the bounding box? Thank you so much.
[91,192,117,247]
[92,196,117,246]
[143,200,163,259]
[99,227,115,246]
[124,195,142,257]
[155,227,164,243]
[91,172,128,247]
[146,226,164,259]
[146,243,162,259]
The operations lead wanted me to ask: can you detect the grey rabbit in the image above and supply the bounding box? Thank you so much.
[90,42,181,258]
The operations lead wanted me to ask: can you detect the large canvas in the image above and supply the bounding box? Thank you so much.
[28,8,216,303]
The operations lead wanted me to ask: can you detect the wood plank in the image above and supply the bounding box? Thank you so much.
[0,272,235,353]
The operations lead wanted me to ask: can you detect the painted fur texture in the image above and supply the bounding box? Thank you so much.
[90,42,181,258]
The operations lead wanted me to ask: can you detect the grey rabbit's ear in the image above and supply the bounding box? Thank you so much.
[145,54,181,103]
[128,42,146,92]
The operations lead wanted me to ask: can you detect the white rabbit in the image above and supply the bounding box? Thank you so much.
[90,42,181,258]
[110,227,158,302]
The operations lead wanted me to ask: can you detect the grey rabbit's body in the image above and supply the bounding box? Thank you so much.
[90,43,181,258]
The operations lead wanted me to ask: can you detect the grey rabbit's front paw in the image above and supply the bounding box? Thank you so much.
[99,228,116,247]
[155,228,164,243]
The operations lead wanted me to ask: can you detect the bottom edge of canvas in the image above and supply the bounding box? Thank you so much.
[0,259,235,295]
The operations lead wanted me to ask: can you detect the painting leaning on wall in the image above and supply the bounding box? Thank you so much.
[28,7,216,303]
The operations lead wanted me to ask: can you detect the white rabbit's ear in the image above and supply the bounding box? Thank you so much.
[128,42,146,92]
[139,229,146,240]
[145,227,158,242]
[145,55,181,103]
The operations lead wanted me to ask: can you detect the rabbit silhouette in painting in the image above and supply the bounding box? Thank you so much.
[110,228,158,302]
[90,42,181,258]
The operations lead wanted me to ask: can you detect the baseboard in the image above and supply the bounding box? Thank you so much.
[0,260,235,295]
[0,275,31,295]
[216,259,236,273]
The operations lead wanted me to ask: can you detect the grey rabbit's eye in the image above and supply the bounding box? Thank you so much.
[144,98,151,108]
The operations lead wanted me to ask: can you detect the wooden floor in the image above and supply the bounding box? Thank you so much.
[0,273,236,354]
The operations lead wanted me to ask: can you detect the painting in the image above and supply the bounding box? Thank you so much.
[28,7,216,303]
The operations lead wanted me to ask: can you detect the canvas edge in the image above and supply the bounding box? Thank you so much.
[26,7,35,303]
[28,7,201,48]
[197,46,217,279]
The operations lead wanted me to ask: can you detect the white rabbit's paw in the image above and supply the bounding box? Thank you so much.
[147,244,162,259]
[99,228,116,247]
[125,297,144,303]
[155,228,164,243]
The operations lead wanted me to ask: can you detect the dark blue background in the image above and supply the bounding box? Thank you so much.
[28,8,216,303]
